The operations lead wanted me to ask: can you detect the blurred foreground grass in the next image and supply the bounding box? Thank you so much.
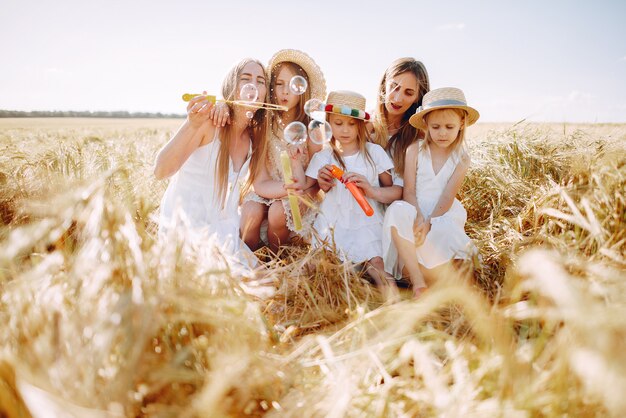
[0,119,625,417]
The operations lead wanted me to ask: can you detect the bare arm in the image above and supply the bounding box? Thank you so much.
[429,152,470,219]
[402,143,420,212]
[253,163,288,199]
[403,142,429,245]
[153,96,216,179]
[342,171,401,204]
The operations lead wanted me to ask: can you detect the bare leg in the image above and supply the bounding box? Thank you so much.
[240,201,266,252]
[366,256,400,302]
[391,227,427,296]
[267,201,291,253]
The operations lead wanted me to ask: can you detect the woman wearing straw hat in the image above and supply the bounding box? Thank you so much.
[382,87,479,297]
[300,90,402,298]
[239,49,327,253]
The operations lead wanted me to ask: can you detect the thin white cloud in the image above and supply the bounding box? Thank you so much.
[438,23,465,31]
[620,56,626,61]
[567,90,593,102]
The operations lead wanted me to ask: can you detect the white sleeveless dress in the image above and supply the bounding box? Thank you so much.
[306,143,394,263]
[158,136,256,269]
[382,144,474,273]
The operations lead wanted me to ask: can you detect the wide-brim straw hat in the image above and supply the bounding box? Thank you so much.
[409,87,479,130]
[324,90,370,121]
[267,49,327,101]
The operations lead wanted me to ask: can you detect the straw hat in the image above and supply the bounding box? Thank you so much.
[409,87,479,130]
[267,49,327,100]
[324,90,370,121]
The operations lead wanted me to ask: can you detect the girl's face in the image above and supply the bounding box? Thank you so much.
[426,109,463,149]
[273,66,300,111]
[329,114,358,146]
[384,71,419,117]
[237,61,267,103]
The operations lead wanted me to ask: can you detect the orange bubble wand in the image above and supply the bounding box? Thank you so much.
[181,93,288,111]
[329,165,374,217]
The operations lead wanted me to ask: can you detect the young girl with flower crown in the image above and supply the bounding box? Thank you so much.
[298,90,401,295]
[154,58,269,269]
[382,87,479,297]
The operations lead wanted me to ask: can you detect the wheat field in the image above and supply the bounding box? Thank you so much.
[1,118,624,417]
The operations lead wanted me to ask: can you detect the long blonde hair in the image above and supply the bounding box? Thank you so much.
[329,116,376,172]
[372,58,430,178]
[215,58,269,206]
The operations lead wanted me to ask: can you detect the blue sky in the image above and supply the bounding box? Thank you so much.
[1,0,625,122]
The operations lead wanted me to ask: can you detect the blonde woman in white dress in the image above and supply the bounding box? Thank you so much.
[382,87,479,297]
[154,58,269,270]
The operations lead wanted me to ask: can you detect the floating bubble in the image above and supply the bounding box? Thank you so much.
[240,83,258,103]
[308,119,332,145]
[289,75,308,95]
[246,110,254,119]
[304,98,326,121]
[283,121,307,145]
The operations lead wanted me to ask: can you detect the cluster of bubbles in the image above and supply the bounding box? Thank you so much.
[237,77,333,140]
[283,98,332,146]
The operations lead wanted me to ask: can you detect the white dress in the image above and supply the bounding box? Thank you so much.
[158,135,256,270]
[306,143,394,263]
[382,144,474,273]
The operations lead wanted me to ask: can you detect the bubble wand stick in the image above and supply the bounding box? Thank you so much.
[280,152,303,231]
[181,94,288,111]
[329,165,374,217]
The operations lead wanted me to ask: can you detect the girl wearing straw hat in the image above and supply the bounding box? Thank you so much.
[300,90,402,297]
[238,49,327,253]
[317,58,430,195]
[154,58,269,270]
[382,87,479,297]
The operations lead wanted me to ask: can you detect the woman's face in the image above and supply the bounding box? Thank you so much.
[384,71,419,117]
[273,65,300,111]
[237,61,267,103]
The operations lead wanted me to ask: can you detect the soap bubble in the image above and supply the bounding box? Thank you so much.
[283,121,307,145]
[246,110,254,119]
[308,119,332,145]
[289,75,308,95]
[239,83,258,103]
[304,98,326,121]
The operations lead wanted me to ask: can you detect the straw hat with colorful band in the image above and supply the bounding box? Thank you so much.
[267,49,327,100]
[324,90,371,121]
[409,87,479,130]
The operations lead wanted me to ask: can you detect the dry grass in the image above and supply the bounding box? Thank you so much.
[1,118,625,417]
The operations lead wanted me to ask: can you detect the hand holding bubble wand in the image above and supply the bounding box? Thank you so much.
[182,83,288,112]
[280,92,336,230]
[329,165,374,217]
[276,76,316,232]
[299,97,373,216]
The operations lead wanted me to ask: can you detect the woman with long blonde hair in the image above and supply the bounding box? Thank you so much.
[154,58,269,268]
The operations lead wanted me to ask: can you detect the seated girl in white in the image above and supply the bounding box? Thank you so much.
[297,90,402,296]
[382,87,479,297]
